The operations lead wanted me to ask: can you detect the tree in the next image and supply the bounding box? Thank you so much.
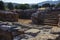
[0,1,5,10]
[38,6,41,8]
[42,3,50,7]
[50,4,55,7]
[55,3,60,8]
[31,4,38,9]
[15,4,20,9]
[7,3,14,10]
[15,4,30,10]
[15,5,19,9]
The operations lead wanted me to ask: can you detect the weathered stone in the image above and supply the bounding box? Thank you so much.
[27,34,59,40]
[0,10,18,22]
[12,9,37,19]
[31,8,59,26]
[51,27,60,34]
[55,35,60,40]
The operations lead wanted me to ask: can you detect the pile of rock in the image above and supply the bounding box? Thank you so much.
[0,22,25,40]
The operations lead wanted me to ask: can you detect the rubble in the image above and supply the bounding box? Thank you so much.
[0,22,60,40]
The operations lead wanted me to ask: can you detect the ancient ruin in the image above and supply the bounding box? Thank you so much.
[31,8,60,26]
[0,10,18,22]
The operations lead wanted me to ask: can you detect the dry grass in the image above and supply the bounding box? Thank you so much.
[18,19,32,24]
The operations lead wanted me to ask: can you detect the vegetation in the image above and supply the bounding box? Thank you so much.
[7,3,14,10]
[31,4,38,9]
[42,3,51,7]
[55,3,60,8]
[0,1,59,10]
[15,4,30,10]
[15,4,19,9]
[50,4,55,7]
[41,3,56,9]
[0,1,5,10]
[0,1,60,10]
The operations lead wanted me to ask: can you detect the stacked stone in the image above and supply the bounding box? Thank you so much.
[0,10,18,22]
[44,10,59,26]
[31,8,60,26]
[58,14,60,27]
[31,11,45,25]
[24,9,37,19]
[12,9,37,19]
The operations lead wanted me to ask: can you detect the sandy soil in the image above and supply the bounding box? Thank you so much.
[18,19,32,24]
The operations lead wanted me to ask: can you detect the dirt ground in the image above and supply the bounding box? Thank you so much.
[18,19,32,24]
[18,19,58,27]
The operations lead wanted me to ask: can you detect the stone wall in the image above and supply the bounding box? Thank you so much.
[44,10,59,26]
[31,9,60,26]
[0,10,18,22]
[58,14,60,27]
[11,9,37,19]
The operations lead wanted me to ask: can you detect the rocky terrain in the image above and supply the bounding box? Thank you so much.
[0,8,60,40]
[0,21,60,40]
[15,24,60,40]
